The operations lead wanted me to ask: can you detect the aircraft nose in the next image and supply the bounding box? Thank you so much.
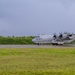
[32,39,36,42]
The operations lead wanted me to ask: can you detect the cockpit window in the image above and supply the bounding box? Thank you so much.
[35,36,42,40]
[35,36,39,38]
[35,36,40,40]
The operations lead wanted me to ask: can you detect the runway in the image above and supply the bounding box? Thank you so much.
[0,44,75,48]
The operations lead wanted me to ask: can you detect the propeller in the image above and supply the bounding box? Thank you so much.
[53,33,57,39]
[59,33,63,38]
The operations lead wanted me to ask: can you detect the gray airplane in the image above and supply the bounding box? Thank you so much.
[32,32,75,45]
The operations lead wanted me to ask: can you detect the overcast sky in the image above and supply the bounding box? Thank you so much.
[0,0,75,36]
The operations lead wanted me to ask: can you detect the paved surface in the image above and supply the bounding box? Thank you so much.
[0,45,75,48]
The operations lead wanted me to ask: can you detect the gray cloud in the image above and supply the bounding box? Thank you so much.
[0,0,75,36]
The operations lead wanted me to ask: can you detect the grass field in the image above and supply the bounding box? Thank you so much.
[0,48,75,75]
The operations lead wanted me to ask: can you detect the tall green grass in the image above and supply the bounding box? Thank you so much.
[0,48,75,75]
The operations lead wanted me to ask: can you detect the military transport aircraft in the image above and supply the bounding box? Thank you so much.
[32,32,75,45]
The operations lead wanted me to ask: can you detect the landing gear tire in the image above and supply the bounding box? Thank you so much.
[52,43,56,45]
[52,43,58,45]
[37,43,41,45]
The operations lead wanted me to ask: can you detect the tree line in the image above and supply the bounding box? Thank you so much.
[0,36,34,44]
